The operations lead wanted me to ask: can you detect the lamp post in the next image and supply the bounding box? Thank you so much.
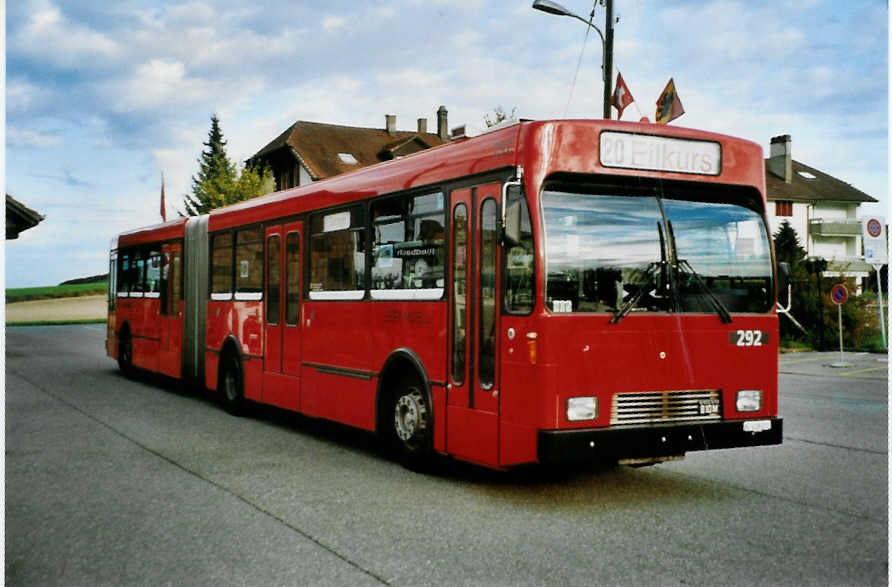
[533,0,614,119]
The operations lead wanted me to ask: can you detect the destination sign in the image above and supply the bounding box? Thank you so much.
[599,131,721,176]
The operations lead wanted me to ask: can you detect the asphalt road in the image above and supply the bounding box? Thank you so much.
[6,325,888,586]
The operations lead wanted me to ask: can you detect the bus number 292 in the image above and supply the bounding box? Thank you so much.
[733,329,763,347]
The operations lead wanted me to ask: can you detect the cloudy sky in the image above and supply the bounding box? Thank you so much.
[5,0,888,287]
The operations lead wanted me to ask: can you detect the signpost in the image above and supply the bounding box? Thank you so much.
[829,284,851,367]
[861,216,887,349]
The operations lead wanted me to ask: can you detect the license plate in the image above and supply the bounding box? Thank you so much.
[699,399,720,415]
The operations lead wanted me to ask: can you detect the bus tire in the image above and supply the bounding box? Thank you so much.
[219,354,245,416]
[389,375,433,470]
[117,330,133,375]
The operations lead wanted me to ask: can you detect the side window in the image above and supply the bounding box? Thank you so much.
[146,250,162,296]
[235,227,263,300]
[478,198,498,389]
[211,232,233,300]
[160,251,169,313]
[171,250,182,316]
[286,232,301,325]
[503,186,535,314]
[117,252,130,297]
[371,192,445,299]
[451,203,468,385]
[108,254,118,309]
[133,250,146,297]
[266,235,281,325]
[309,206,366,299]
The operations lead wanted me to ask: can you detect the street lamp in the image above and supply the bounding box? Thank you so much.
[532,0,614,119]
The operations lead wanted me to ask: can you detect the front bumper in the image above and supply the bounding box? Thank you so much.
[538,418,782,464]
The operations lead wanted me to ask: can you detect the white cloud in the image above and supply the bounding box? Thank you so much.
[7,127,62,148]
[6,78,46,112]
[13,0,119,67]
[106,59,216,112]
[322,15,348,32]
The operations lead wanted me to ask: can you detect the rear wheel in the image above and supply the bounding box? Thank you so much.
[219,355,245,416]
[390,376,432,469]
[117,333,133,375]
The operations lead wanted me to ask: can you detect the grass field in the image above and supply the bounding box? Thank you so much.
[6,283,108,304]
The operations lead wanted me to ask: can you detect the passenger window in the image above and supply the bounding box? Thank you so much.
[503,187,534,314]
[235,227,263,300]
[309,207,366,299]
[371,192,445,300]
[211,232,233,300]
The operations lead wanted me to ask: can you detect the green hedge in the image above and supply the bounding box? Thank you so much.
[6,283,108,304]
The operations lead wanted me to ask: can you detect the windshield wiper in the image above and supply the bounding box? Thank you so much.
[675,259,732,323]
[610,262,663,324]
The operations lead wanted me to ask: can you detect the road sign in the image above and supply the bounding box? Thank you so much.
[830,284,848,305]
[861,216,887,265]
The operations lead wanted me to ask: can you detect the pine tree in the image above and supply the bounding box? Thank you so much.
[773,220,806,267]
[183,114,238,216]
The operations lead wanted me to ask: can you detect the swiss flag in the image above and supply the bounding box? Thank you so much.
[611,72,634,119]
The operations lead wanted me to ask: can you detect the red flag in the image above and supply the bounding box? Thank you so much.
[160,173,167,222]
[655,78,685,125]
[611,72,634,119]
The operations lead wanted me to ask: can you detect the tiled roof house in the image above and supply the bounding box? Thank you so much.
[764,134,878,281]
[248,106,450,191]
[6,194,45,239]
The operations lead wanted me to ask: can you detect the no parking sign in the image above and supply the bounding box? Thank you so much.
[861,216,887,265]
[830,283,848,305]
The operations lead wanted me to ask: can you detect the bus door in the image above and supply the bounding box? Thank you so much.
[446,183,501,467]
[263,222,303,411]
[158,242,183,378]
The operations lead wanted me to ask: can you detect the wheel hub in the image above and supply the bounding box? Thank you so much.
[394,390,427,442]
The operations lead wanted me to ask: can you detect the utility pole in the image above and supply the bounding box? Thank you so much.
[533,0,616,119]
[602,0,614,120]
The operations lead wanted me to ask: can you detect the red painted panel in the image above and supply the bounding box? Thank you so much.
[445,406,499,468]
[534,313,779,431]
[302,301,447,383]
[302,368,376,431]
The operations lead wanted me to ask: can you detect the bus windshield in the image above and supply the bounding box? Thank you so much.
[543,190,773,316]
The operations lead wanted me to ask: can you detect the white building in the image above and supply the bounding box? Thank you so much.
[764,134,877,282]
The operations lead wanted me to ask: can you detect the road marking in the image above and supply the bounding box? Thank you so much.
[838,366,889,377]
[779,356,828,365]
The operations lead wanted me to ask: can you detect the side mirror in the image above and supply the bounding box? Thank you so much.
[503,200,522,247]
[777,262,790,301]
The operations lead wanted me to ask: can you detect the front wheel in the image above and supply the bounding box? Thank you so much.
[390,377,433,469]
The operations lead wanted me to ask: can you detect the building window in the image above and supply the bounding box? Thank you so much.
[776,201,793,217]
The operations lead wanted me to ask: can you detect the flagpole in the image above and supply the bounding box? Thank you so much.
[602,0,614,119]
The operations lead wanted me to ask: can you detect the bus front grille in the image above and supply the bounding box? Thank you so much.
[610,389,722,426]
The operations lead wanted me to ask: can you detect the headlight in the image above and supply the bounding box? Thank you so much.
[567,397,598,421]
[736,390,763,412]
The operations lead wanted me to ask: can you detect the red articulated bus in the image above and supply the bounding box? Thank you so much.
[107,118,783,470]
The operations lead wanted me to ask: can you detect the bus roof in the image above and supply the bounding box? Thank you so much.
[115,119,766,238]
